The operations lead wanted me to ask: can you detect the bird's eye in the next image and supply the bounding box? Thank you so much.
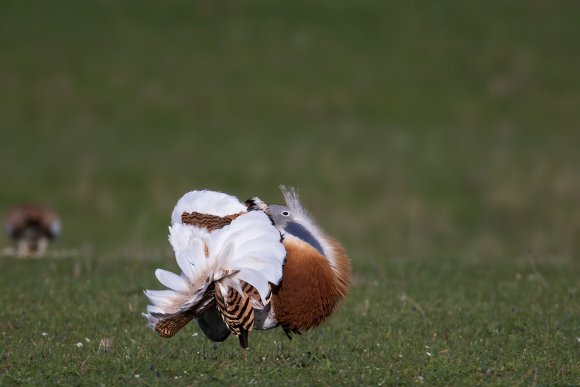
[282,211,290,216]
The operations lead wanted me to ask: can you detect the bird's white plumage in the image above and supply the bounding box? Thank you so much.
[205,211,285,303]
[168,223,210,278]
[155,269,189,293]
[144,191,286,332]
[170,190,246,225]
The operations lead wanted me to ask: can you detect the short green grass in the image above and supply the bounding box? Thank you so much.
[1,1,580,385]
[1,256,578,385]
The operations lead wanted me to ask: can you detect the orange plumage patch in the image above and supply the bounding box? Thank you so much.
[326,236,352,299]
[272,236,351,334]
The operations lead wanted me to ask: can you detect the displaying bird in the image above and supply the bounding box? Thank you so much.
[144,187,351,350]
[4,204,61,257]
[247,187,351,336]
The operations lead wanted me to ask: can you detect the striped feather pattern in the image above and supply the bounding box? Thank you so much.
[181,211,244,231]
[215,283,255,336]
[244,281,270,310]
[171,190,246,225]
[150,284,216,337]
[154,311,198,338]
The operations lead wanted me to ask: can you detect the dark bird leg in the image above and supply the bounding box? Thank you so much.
[283,326,297,340]
[238,330,249,349]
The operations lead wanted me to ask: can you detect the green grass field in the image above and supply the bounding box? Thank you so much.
[1,1,580,385]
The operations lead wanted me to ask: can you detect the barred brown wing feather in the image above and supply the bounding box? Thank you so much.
[181,211,244,231]
[153,286,216,338]
[242,281,270,309]
[155,314,195,338]
[215,286,255,344]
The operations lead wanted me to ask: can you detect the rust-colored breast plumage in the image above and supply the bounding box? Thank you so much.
[272,236,351,334]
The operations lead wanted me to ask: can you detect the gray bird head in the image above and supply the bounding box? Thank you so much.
[268,204,324,255]
[268,205,292,229]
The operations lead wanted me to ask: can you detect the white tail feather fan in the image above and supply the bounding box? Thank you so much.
[144,191,286,333]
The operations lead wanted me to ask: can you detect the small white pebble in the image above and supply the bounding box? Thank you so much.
[84,338,91,343]
[42,332,48,337]
[76,342,83,348]
[134,374,140,378]
[192,332,198,337]
[576,337,580,343]
[426,352,432,357]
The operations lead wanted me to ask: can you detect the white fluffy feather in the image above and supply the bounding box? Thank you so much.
[170,190,246,225]
[144,208,285,328]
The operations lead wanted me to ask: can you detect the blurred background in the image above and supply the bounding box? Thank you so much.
[2,1,579,267]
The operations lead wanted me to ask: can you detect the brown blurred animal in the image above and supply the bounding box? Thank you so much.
[4,204,61,256]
